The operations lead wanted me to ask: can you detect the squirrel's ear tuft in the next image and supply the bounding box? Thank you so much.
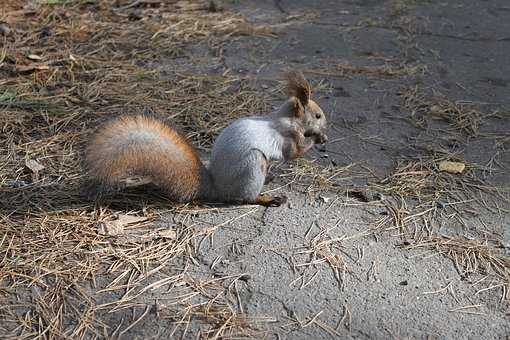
[289,97,305,117]
[285,70,312,107]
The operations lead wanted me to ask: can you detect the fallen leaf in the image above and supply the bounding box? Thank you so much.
[97,221,123,236]
[97,214,148,236]
[97,214,177,243]
[16,64,50,73]
[438,161,465,174]
[27,54,42,61]
[25,159,45,173]
[154,229,177,239]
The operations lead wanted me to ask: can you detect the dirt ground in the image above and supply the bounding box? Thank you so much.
[1,0,509,339]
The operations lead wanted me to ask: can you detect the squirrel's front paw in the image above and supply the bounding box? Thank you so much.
[313,132,328,144]
[304,130,328,145]
[255,194,288,207]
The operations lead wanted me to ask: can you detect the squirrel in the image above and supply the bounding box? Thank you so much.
[85,71,328,207]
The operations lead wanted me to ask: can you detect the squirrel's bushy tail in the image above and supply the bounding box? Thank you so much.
[85,115,206,202]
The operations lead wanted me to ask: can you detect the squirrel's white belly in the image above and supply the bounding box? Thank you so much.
[208,117,284,193]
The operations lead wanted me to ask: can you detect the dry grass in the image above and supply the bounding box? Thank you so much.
[399,85,506,136]
[307,61,426,78]
[374,147,508,206]
[402,234,510,302]
[372,89,509,276]
[369,143,510,291]
[156,272,276,339]
[274,158,362,197]
[0,0,279,338]
[290,221,352,291]
[405,235,510,280]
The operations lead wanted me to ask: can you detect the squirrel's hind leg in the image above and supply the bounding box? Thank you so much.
[211,150,286,207]
[244,151,287,207]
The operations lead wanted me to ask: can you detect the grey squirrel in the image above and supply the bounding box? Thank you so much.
[85,71,328,207]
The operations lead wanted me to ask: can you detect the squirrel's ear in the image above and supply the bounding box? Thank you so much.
[285,70,312,107]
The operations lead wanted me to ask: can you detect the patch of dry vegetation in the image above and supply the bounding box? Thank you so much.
[307,61,426,78]
[399,86,506,137]
[405,235,510,280]
[275,159,360,197]
[370,143,510,296]
[0,0,276,338]
[373,88,510,291]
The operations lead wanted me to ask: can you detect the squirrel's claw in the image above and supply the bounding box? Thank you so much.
[313,132,328,144]
[255,194,288,207]
[269,195,288,207]
[304,130,328,144]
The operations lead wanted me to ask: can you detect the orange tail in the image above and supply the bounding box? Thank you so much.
[85,115,205,202]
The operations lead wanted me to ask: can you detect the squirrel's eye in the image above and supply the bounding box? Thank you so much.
[315,113,321,119]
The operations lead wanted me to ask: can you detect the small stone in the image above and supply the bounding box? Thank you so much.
[0,23,11,36]
[39,26,52,37]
